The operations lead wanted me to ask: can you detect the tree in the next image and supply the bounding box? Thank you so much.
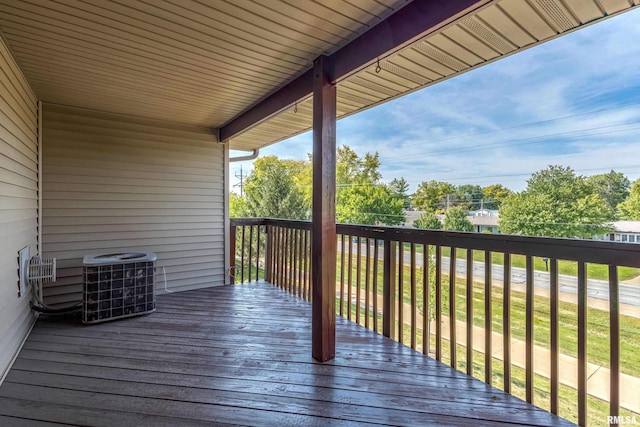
[442,206,474,232]
[617,179,640,220]
[412,180,456,213]
[456,184,483,210]
[482,184,513,210]
[333,145,405,226]
[413,212,442,230]
[230,192,247,217]
[499,165,613,238]
[336,145,380,185]
[336,183,404,225]
[586,170,630,216]
[243,156,309,219]
[389,177,411,209]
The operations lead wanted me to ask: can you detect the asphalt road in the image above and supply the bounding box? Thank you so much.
[342,242,640,307]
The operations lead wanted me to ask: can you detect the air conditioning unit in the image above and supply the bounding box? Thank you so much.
[82,252,157,324]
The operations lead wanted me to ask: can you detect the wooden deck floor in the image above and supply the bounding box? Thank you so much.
[0,282,574,426]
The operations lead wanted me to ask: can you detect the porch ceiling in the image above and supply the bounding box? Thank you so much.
[0,0,637,151]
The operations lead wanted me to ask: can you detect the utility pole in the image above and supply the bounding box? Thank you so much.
[446,194,450,212]
[234,165,248,196]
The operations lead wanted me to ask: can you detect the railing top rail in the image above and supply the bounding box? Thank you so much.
[230,218,267,227]
[230,218,640,268]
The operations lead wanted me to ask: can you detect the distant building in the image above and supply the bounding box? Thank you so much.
[468,215,499,233]
[594,221,640,244]
[402,209,500,233]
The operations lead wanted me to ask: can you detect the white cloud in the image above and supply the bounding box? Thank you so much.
[231,8,640,195]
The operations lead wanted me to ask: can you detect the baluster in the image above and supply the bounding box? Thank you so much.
[484,250,492,385]
[525,255,534,403]
[609,265,620,423]
[248,225,254,282]
[410,243,417,350]
[229,223,236,284]
[347,235,353,320]
[256,226,261,282]
[435,245,442,361]
[292,228,298,296]
[340,234,346,316]
[466,249,473,376]
[577,261,587,425]
[240,226,246,283]
[356,236,362,324]
[365,237,371,329]
[423,245,429,355]
[383,239,396,340]
[373,240,379,333]
[398,242,404,342]
[450,247,457,368]
[503,252,512,393]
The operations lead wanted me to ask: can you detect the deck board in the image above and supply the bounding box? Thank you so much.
[0,282,575,426]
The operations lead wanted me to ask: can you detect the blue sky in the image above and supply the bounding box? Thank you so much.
[230,8,640,194]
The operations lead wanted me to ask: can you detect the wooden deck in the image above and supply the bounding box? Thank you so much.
[0,282,574,426]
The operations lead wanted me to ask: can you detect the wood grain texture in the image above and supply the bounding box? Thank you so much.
[0,282,575,426]
[311,54,336,362]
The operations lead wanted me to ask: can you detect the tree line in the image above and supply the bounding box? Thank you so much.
[231,146,405,226]
[231,145,640,238]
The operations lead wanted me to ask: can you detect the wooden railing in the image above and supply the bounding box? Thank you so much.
[230,217,640,426]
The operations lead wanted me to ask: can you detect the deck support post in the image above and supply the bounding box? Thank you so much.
[311,54,337,362]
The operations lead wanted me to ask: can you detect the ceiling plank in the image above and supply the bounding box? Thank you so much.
[219,0,490,142]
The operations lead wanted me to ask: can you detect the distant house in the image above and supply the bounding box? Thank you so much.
[594,221,640,244]
[402,209,500,233]
[468,215,500,233]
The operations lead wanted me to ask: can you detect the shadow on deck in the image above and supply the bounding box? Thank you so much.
[0,282,574,426]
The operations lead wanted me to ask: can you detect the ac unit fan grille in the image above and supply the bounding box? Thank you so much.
[82,253,156,324]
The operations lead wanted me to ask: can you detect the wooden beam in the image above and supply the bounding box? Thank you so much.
[311,55,336,362]
[219,70,312,142]
[219,0,488,142]
[332,0,486,79]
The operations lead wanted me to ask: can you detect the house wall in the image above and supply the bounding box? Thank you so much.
[0,38,38,379]
[42,104,225,306]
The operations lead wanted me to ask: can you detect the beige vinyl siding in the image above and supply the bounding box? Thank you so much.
[0,37,38,380]
[42,103,224,306]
